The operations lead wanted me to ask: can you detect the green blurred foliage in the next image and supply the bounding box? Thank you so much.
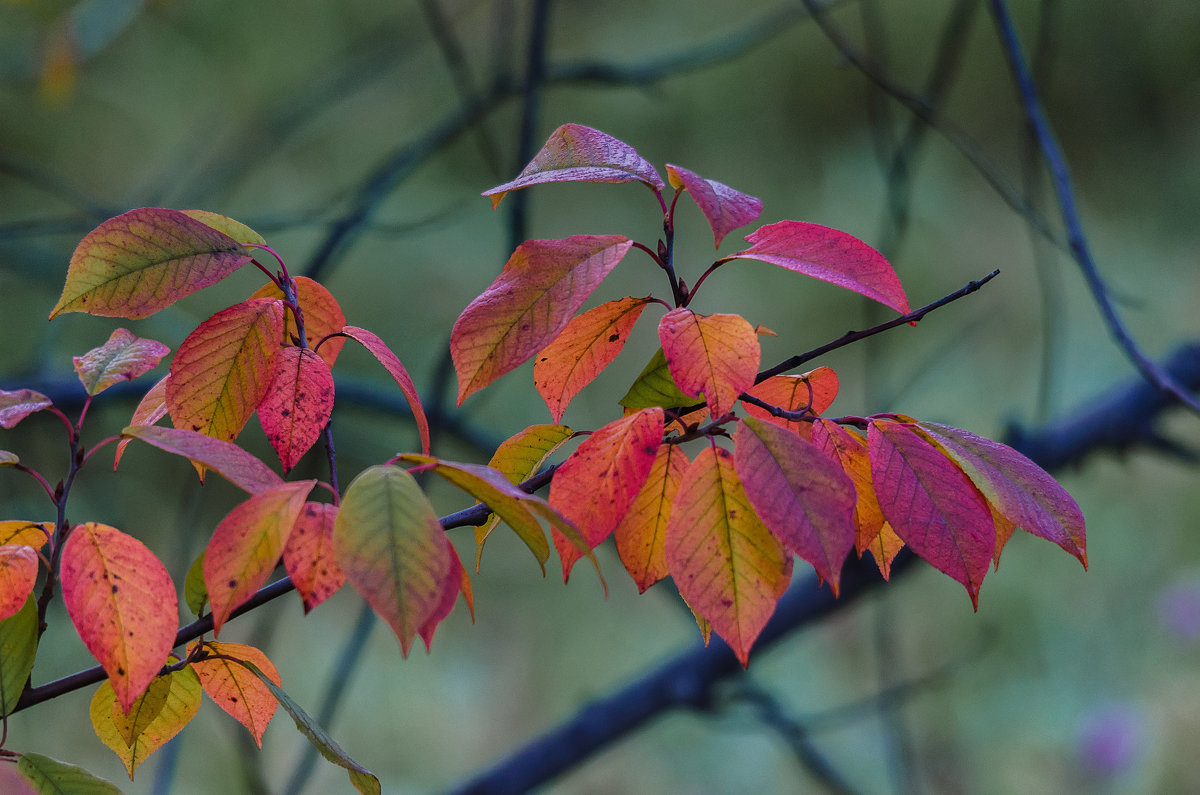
[2,0,1200,792]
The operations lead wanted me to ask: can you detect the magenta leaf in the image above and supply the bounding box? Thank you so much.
[666,164,762,247]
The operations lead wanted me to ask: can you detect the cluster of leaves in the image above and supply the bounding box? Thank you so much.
[0,123,1086,792]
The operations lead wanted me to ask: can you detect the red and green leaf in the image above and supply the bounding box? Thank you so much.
[534,296,651,422]
[204,480,316,635]
[451,235,633,404]
[418,540,469,651]
[181,210,266,246]
[166,298,284,443]
[0,389,52,430]
[120,425,283,494]
[50,207,254,319]
[282,502,344,613]
[250,276,347,367]
[258,347,335,472]
[333,465,451,656]
[548,408,664,579]
[741,366,839,436]
[59,522,178,712]
[72,328,170,397]
[735,417,857,593]
[723,221,909,314]
[658,309,760,419]
[0,545,38,623]
[482,123,665,208]
[191,641,280,748]
[90,664,201,778]
[339,325,430,456]
[114,376,169,467]
[665,446,791,666]
[613,443,688,593]
[666,164,762,247]
[869,420,994,606]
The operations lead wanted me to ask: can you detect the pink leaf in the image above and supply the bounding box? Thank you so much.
[340,326,430,456]
[0,390,52,430]
[120,425,283,494]
[258,347,335,472]
[658,309,760,419]
[666,164,762,247]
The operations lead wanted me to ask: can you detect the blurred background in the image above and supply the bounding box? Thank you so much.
[3,0,1200,792]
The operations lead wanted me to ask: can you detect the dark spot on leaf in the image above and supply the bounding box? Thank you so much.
[228,579,237,588]
[608,334,620,342]
[117,666,125,675]
[111,584,119,594]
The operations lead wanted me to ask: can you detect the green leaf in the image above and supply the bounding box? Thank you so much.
[183,551,207,616]
[232,659,381,795]
[618,348,693,410]
[180,210,266,246]
[0,595,38,716]
[17,753,123,794]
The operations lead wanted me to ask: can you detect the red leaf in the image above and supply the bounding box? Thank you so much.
[452,236,633,405]
[482,123,665,208]
[548,408,664,579]
[249,277,347,367]
[114,376,169,468]
[340,326,430,456]
[658,309,760,419]
[918,422,1087,568]
[869,420,993,607]
[810,419,888,558]
[73,328,170,397]
[534,296,651,422]
[741,366,839,436]
[0,389,52,430]
[724,221,910,314]
[665,446,791,666]
[120,425,283,494]
[204,480,316,635]
[60,523,178,712]
[282,502,343,613]
[50,208,253,319]
[666,164,762,247]
[191,641,280,748]
[0,545,38,622]
[166,298,284,443]
[735,417,857,594]
[613,443,688,593]
[418,539,467,651]
[258,347,335,472]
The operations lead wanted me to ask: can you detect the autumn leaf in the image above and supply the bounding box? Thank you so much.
[613,443,687,593]
[723,220,910,314]
[183,552,207,616]
[250,276,347,367]
[339,326,430,456]
[809,419,888,558]
[618,348,693,410]
[534,296,651,422]
[419,540,468,651]
[60,522,178,712]
[869,420,994,607]
[114,376,169,467]
[548,408,664,579]
[0,521,51,549]
[166,298,284,445]
[17,753,122,794]
[666,164,762,247]
[333,465,451,656]
[191,641,281,748]
[0,451,17,467]
[72,328,170,397]
[0,389,52,430]
[735,417,857,593]
[258,347,335,472]
[741,366,840,436]
[90,665,201,778]
[282,502,344,613]
[917,422,1087,568]
[482,123,665,208]
[181,210,266,246]
[0,596,38,717]
[120,425,283,494]
[204,480,316,635]
[0,545,38,623]
[451,235,633,405]
[658,309,760,419]
[50,207,254,319]
[665,446,792,666]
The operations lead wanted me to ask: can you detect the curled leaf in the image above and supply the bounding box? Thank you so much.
[0,390,52,430]
[120,425,283,494]
[666,164,762,247]
[73,328,170,397]
[339,326,430,456]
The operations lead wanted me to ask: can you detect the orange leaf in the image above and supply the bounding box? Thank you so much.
[735,417,857,594]
[60,522,178,712]
[0,546,38,623]
[534,296,651,422]
[72,328,170,397]
[482,123,665,209]
[0,389,52,430]
[451,235,633,405]
[90,664,201,778]
[658,309,760,419]
[723,220,910,314]
[665,446,791,666]
[333,465,451,656]
[120,425,283,494]
[204,481,316,634]
[191,641,280,748]
[809,419,888,557]
[339,326,430,456]
[548,408,664,580]
[867,523,905,580]
[258,347,335,472]
[869,420,993,607]
[114,376,169,468]
[666,164,762,247]
[50,208,253,319]
[282,502,344,613]
[741,366,839,436]
[0,521,52,549]
[166,298,285,443]
[613,443,688,593]
[249,277,347,367]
